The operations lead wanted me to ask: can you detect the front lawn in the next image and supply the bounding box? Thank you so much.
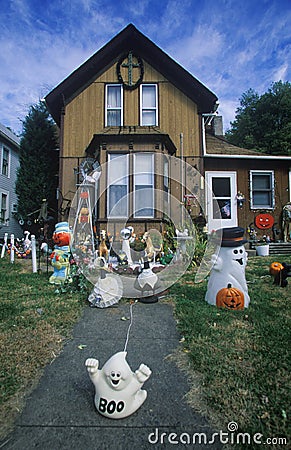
[171,255,290,449]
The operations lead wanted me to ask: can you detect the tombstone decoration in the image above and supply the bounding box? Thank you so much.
[205,227,250,309]
[85,351,151,419]
[49,222,72,285]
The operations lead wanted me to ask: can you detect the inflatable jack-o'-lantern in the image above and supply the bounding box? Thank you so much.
[216,283,244,310]
[269,261,284,277]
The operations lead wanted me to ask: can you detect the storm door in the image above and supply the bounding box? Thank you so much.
[205,171,237,231]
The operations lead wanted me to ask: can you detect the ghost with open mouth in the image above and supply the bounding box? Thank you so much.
[205,227,250,309]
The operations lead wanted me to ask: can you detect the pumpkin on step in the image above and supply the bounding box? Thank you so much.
[269,261,284,277]
[216,283,244,310]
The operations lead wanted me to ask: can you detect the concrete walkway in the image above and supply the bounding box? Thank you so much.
[1,300,220,449]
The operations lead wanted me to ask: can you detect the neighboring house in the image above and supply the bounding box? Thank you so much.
[45,24,291,241]
[0,123,23,240]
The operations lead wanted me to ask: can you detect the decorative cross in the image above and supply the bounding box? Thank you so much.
[121,52,141,87]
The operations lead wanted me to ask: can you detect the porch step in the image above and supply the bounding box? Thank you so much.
[269,243,291,255]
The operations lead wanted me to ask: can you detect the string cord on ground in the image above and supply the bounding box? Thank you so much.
[123,300,138,353]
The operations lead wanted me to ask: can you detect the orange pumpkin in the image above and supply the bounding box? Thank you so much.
[269,261,284,276]
[216,283,244,310]
[53,231,71,247]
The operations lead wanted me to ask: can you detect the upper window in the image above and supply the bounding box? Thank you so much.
[133,153,154,218]
[140,84,158,126]
[250,170,275,209]
[1,146,10,177]
[0,191,8,225]
[106,84,123,126]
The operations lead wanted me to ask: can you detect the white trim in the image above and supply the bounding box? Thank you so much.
[133,152,154,218]
[1,144,11,178]
[140,84,158,126]
[289,169,291,203]
[249,170,275,210]
[105,84,123,127]
[0,189,9,225]
[204,153,291,160]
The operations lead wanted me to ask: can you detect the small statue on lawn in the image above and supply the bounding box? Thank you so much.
[49,222,72,285]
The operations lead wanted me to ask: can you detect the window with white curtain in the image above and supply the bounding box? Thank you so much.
[250,170,275,209]
[107,154,128,217]
[140,84,158,126]
[106,85,123,126]
[134,153,154,217]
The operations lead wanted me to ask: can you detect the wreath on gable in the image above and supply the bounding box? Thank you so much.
[116,52,144,90]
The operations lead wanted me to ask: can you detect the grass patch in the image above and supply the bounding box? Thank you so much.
[0,257,87,439]
[171,256,290,449]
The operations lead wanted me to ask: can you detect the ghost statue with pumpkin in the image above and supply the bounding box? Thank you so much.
[205,227,250,309]
[49,222,72,285]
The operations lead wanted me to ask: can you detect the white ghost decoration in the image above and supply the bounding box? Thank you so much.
[205,245,250,308]
[85,351,151,418]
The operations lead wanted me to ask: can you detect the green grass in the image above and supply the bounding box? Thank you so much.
[0,257,87,438]
[171,256,290,449]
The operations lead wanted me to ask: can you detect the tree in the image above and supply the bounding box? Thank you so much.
[225,81,291,155]
[15,101,59,224]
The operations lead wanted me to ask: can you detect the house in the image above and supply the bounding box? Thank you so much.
[45,24,291,245]
[0,123,23,240]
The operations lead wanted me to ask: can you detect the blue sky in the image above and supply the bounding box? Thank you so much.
[0,0,290,135]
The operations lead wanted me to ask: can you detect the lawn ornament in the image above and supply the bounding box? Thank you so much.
[142,231,155,261]
[49,222,72,284]
[88,258,122,308]
[98,230,109,261]
[282,202,291,242]
[134,260,160,302]
[85,352,151,419]
[205,227,250,308]
[0,232,8,258]
[120,227,135,266]
[272,262,291,287]
[269,261,284,277]
[255,213,274,230]
[216,283,244,310]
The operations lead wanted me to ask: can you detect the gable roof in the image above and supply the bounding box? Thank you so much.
[45,24,218,126]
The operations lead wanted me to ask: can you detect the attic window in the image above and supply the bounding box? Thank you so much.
[105,84,123,126]
[250,170,275,209]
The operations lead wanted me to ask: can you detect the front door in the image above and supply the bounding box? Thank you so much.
[205,171,237,231]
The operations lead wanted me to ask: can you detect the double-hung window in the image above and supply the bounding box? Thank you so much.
[134,153,154,218]
[0,191,8,224]
[106,84,123,126]
[107,154,128,217]
[250,170,275,209]
[1,147,10,176]
[140,84,158,126]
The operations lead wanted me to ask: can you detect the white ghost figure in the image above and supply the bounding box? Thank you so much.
[85,351,151,419]
[205,244,250,308]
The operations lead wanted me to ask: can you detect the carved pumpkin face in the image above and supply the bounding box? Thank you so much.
[269,262,284,276]
[216,284,244,310]
[53,231,71,247]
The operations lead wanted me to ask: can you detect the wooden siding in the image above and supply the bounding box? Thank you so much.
[62,60,200,160]
[0,142,23,239]
[204,158,289,240]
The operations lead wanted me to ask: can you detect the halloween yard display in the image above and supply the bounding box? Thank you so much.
[85,352,151,419]
[282,203,291,242]
[270,261,291,287]
[49,222,72,285]
[120,227,135,266]
[88,258,123,308]
[205,227,250,309]
[86,301,152,418]
[134,259,161,303]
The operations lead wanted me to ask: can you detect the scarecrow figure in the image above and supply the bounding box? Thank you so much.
[49,222,72,284]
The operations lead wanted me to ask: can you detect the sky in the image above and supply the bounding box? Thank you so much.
[0,0,290,136]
